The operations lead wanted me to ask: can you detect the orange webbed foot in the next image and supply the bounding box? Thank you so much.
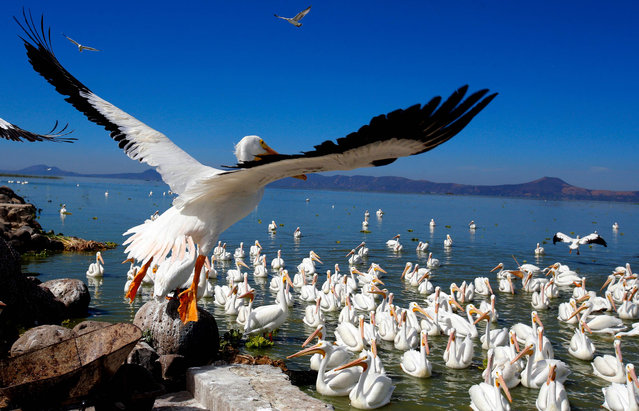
[125,257,153,303]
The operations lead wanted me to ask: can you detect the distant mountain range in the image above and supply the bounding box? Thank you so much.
[1,165,162,181]
[3,165,638,202]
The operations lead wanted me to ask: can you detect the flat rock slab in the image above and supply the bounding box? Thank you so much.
[187,364,333,411]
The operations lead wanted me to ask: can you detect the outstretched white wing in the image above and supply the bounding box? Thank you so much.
[20,12,214,194]
[553,232,574,244]
[579,233,607,246]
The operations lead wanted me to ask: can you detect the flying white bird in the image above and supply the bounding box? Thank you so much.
[0,117,74,143]
[274,5,311,27]
[18,12,496,324]
[63,34,99,52]
[552,232,607,254]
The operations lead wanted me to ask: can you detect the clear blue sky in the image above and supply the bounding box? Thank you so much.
[1,1,638,190]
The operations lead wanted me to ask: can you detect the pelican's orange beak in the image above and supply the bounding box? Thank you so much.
[510,344,533,364]
[334,355,368,372]
[122,258,135,264]
[287,343,325,359]
[302,326,324,347]
[412,304,433,321]
[496,373,513,403]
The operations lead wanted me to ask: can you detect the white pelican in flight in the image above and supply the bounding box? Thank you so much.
[552,232,607,254]
[274,5,311,27]
[19,12,496,324]
[63,34,99,52]
[0,117,74,142]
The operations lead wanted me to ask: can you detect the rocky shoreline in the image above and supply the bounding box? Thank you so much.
[0,185,116,254]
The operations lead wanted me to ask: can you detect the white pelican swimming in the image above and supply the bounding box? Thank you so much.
[249,239,262,256]
[253,255,268,278]
[474,277,493,296]
[612,222,620,230]
[274,5,311,27]
[63,34,99,52]
[297,250,322,275]
[287,340,361,397]
[568,321,595,361]
[394,310,419,350]
[357,242,369,257]
[400,330,432,378]
[346,248,363,265]
[416,241,429,252]
[535,242,545,255]
[444,234,453,248]
[536,363,570,411]
[469,370,512,411]
[569,301,626,334]
[426,252,440,269]
[293,226,302,238]
[303,297,325,328]
[602,363,639,411]
[59,204,67,215]
[429,218,436,228]
[303,325,353,371]
[226,259,250,283]
[334,354,394,409]
[86,251,104,278]
[469,220,476,230]
[335,315,366,352]
[443,330,473,369]
[268,220,277,232]
[376,209,384,218]
[386,234,401,248]
[510,343,570,389]
[20,16,495,324]
[271,250,285,270]
[477,311,508,350]
[300,273,320,302]
[236,289,255,327]
[233,242,245,259]
[592,339,625,383]
[244,273,292,336]
[553,231,607,254]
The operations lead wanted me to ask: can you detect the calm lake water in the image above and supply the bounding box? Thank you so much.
[6,175,639,410]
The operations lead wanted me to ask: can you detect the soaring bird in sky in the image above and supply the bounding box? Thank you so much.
[274,5,311,27]
[0,117,74,143]
[63,34,100,52]
[16,11,497,323]
[553,232,607,254]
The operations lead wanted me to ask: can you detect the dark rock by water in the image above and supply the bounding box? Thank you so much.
[41,278,90,317]
[133,299,219,367]
[0,238,94,356]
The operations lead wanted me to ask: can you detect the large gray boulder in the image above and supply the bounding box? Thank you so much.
[133,299,219,367]
[40,278,90,317]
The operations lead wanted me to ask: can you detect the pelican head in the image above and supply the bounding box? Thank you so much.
[235,135,278,162]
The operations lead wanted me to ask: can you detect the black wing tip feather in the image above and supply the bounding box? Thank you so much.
[230,85,498,170]
[0,119,76,143]
[15,11,141,155]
